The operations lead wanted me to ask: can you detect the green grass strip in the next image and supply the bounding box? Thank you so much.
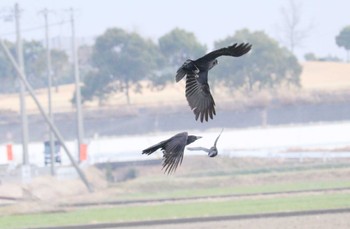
[0,192,349,229]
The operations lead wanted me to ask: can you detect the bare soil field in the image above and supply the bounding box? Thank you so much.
[0,61,350,114]
[132,212,350,229]
[1,157,350,228]
[1,157,350,214]
[301,61,350,90]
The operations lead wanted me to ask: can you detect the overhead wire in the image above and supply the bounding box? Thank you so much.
[0,20,69,37]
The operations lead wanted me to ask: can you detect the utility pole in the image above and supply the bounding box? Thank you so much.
[15,3,30,181]
[0,39,93,192]
[70,8,85,162]
[40,8,55,176]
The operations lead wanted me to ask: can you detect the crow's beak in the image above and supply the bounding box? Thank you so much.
[197,136,202,140]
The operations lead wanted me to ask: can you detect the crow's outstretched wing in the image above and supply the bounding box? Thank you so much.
[162,132,188,174]
[195,43,252,64]
[185,72,216,122]
[187,146,210,153]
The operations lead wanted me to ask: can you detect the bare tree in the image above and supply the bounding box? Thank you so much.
[278,0,312,54]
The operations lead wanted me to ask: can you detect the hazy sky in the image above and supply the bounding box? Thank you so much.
[0,0,349,60]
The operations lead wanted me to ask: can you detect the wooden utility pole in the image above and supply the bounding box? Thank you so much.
[70,8,85,162]
[40,8,56,176]
[15,3,30,182]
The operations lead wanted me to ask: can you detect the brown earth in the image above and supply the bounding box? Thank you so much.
[301,61,350,90]
[131,213,350,229]
[1,157,350,215]
[1,61,350,114]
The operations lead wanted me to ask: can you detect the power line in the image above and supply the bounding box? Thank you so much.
[0,20,69,37]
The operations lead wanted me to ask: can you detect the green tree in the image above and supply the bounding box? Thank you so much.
[304,52,317,61]
[23,40,71,90]
[212,29,302,91]
[50,49,71,91]
[335,25,350,62]
[0,40,16,93]
[82,28,160,104]
[23,40,47,88]
[0,40,70,93]
[0,39,71,93]
[153,28,207,87]
[159,28,207,66]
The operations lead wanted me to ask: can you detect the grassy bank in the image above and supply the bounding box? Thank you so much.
[1,183,350,228]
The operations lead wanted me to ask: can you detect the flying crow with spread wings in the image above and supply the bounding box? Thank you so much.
[142,132,202,174]
[176,43,252,122]
[187,129,224,157]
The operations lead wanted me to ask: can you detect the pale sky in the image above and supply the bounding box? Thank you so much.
[0,0,349,60]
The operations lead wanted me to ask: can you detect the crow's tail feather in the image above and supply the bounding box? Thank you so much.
[142,141,165,155]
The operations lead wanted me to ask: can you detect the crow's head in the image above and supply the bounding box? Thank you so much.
[187,135,202,145]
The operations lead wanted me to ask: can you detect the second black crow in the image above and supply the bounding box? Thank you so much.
[142,132,202,174]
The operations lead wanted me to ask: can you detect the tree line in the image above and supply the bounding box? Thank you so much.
[80,28,301,105]
[0,40,71,93]
[1,25,348,105]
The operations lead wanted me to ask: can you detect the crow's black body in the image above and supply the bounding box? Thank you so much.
[142,132,201,174]
[176,43,252,122]
[187,129,224,157]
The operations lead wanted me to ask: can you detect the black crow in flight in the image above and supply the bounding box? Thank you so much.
[142,132,202,174]
[187,128,224,157]
[176,43,252,122]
